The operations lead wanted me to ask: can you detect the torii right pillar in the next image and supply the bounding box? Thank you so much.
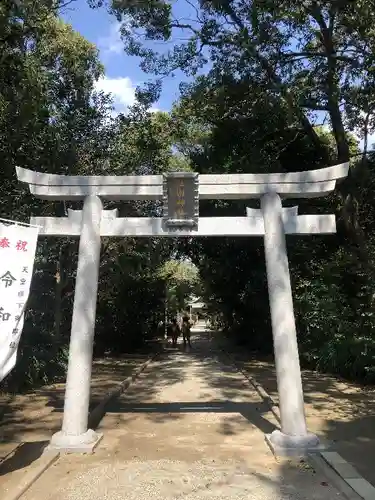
[261,190,320,456]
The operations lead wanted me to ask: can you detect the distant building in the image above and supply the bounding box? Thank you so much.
[187,295,206,320]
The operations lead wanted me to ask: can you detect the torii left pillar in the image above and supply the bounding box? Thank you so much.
[49,195,103,452]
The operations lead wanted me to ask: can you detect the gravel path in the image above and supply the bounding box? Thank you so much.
[23,328,349,500]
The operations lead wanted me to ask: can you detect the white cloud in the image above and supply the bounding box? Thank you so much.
[94,76,136,115]
[95,22,163,116]
[94,76,161,116]
[97,22,123,57]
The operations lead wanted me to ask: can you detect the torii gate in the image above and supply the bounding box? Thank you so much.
[16,163,349,456]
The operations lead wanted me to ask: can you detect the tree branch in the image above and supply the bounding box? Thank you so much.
[281,51,355,64]
[300,101,330,111]
[220,3,328,162]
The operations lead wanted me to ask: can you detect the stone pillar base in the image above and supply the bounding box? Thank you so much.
[47,428,103,454]
[265,429,326,458]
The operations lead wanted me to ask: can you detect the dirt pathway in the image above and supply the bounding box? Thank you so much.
[21,333,349,500]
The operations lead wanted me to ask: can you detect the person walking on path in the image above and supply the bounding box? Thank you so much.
[169,318,180,347]
[182,315,192,349]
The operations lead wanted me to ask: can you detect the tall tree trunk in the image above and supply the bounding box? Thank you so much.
[311,5,370,266]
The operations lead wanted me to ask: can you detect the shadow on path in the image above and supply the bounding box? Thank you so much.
[0,441,48,477]
[99,400,276,436]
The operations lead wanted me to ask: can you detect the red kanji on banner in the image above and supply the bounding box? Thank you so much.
[16,240,28,251]
[0,237,10,248]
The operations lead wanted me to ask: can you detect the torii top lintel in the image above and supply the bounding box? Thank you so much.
[15,163,349,201]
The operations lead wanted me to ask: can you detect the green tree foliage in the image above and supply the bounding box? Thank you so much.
[3,0,375,393]
[158,259,200,316]
[108,0,375,261]
[173,72,375,383]
[0,3,180,390]
[0,0,112,389]
[109,0,375,156]
[105,0,375,383]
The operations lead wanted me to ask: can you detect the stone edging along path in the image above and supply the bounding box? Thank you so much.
[2,353,157,500]
[88,353,157,429]
[222,349,375,500]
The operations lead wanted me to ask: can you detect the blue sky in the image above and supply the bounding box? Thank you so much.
[61,0,198,115]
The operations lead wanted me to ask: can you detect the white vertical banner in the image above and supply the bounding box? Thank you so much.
[0,221,39,382]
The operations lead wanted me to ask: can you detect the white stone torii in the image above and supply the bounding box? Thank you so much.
[16,162,349,456]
